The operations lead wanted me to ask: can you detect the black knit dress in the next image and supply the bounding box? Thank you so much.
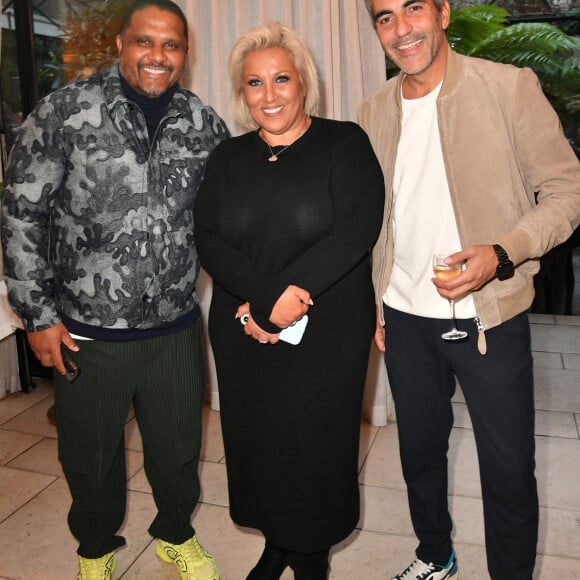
[194,117,384,552]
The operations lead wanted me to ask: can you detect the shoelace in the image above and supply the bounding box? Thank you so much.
[167,537,213,575]
[399,558,436,579]
[182,537,210,563]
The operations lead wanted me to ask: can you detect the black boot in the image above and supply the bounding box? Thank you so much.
[287,548,329,580]
[246,540,288,580]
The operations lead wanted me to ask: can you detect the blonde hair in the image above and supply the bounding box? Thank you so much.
[229,21,320,131]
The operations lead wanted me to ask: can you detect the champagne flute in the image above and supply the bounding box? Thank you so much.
[432,252,468,341]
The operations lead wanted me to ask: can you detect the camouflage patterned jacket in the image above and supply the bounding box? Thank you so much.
[1,63,228,332]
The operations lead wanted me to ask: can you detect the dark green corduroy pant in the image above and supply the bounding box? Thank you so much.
[53,319,206,558]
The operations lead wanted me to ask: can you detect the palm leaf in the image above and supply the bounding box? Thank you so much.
[448,8,580,114]
[448,6,509,53]
[472,23,580,59]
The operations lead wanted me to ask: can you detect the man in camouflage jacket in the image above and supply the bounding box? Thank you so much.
[0,1,228,578]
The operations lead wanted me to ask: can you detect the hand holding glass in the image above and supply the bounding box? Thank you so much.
[432,252,468,341]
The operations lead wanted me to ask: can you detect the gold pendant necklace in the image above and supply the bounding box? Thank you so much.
[261,117,311,163]
[267,143,293,162]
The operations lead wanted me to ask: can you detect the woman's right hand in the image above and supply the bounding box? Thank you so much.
[236,304,281,344]
[269,285,312,328]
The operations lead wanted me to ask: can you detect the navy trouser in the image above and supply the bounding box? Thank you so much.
[383,305,538,580]
[53,319,206,558]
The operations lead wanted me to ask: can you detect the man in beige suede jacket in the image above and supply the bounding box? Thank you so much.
[359,1,580,580]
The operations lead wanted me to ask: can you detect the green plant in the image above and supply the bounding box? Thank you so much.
[60,0,132,81]
[448,6,580,118]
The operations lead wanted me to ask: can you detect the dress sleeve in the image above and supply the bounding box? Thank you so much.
[1,99,65,331]
[277,126,385,298]
[194,147,289,329]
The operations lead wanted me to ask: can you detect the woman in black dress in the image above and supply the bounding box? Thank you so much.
[195,22,384,580]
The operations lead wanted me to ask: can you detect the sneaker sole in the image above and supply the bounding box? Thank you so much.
[391,565,458,580]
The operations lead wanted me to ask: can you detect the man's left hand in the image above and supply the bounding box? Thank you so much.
[432,245,499,301]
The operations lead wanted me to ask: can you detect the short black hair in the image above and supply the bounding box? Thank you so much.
[365,0,447,18]
[119,0,188,42]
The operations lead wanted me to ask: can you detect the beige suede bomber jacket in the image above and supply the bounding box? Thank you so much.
[358,48,580,339]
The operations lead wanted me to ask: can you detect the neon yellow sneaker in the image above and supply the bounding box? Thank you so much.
[156,535,219,580]
[77,551,116,579]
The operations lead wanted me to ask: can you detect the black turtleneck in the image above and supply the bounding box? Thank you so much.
[120,74,179,142]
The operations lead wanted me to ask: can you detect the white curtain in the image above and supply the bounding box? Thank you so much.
[181,0,386,129]
[181,0,392,425]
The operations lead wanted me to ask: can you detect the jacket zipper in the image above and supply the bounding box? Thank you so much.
[474,316,487,355]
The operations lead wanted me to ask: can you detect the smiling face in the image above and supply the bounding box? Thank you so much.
[116,5,188,98]
[241,47,308,144]
[370,0,450,95]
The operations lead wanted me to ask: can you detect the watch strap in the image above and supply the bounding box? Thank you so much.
[493,244,509,264]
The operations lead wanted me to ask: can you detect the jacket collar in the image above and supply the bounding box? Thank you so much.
[439,48,463,98]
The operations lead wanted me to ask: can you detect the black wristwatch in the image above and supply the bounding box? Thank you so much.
[493,244,514,281]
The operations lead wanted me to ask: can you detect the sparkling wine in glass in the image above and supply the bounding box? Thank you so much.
[433,252,468,341]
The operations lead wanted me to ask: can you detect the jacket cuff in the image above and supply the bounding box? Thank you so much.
[498,227,535,267]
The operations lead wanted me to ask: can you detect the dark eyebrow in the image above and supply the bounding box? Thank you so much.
[373,0,424,23]
[373,9,392,23]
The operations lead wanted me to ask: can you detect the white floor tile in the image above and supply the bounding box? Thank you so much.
[201,405,225,463]
[529,314,556,325]
[199,460,229,507]
[6,437,63,477]
[535,436,580,511]
[124,417,143,452]
[449,494,486,546]
[0,381,52,425]
[0,396,57,438]
[535,410,579,438]
[452,402,472,429]
[359,424,405,490]
[127,466,151,494]
[555,315,580,326]
[125,449,144,480]
[330,529,418,580]
[0,466,55,523]
[0,478,77,579]
[533,351,564,369]
[538,504,580,560]
[534,367,580,413]
[359,484,413,537]
[563,353,580,369]
[531,323,580,354]
[0,428,42,465]
[0,476,160,580]
[448,399,577,438]
[359,419,379,471]
[535,552,580,578]
[448,428,483,498]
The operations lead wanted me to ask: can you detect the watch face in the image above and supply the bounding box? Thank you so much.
[497,262,515,280]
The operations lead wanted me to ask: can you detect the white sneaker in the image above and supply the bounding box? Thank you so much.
[392,550,458,580]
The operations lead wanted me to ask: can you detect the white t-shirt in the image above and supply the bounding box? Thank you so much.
[384,81,476,319]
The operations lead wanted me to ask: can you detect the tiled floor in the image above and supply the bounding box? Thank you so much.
[0,314,579,579]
